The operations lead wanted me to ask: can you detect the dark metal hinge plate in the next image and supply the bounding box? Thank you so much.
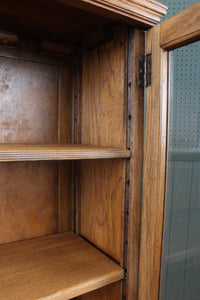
[137,54,152,87]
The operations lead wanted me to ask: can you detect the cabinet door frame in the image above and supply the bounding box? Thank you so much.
[138,3,200,300]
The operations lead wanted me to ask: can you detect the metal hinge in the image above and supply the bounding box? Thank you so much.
[137,54,152,87]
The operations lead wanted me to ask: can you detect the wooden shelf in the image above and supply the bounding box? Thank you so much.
[0,232,124,300]
[0,144,130,161]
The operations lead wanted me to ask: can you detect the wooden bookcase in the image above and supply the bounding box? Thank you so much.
[0,1,167,300]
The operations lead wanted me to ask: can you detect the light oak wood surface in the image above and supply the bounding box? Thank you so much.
[77,26,127,300]
[160,2,200,50]
[0,232,124,300]
[138,24,168,300]
[78,27,127,263]
[0,144,130,161]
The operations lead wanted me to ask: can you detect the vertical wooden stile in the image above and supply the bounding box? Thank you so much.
[138,24,168,300]
[123,27,145,300]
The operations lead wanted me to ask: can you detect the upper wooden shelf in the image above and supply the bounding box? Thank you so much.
[0,144,131,161]
[0,232,124,300]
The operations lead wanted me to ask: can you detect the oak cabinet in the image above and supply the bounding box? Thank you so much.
[0,1,168,300]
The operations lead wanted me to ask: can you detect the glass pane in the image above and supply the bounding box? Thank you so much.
[160,41,200,300]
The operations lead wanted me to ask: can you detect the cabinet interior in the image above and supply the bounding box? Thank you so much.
[0,5,130,299]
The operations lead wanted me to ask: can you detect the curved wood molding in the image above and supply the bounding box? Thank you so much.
[160,2,200,50]
[56,0,168,27]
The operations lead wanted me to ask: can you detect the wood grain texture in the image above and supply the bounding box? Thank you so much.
[80,27,127,148]
[0,232,124,300]
[138,24,168,300]
[124,27,144,300]
[77,26,127,300]
[0,144,130,161]
[0,56,58,143]
[160,2,200,50]
[0,161,58,245]
[58,60,74,232]
[0,51,59,244]
[80,282,121,300]
[78,26,127,260]
[78,159,126,262]
[56,0,168,27]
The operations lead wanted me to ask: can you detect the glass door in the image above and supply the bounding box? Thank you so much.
[139,3,200,300]
[160,40,200,300]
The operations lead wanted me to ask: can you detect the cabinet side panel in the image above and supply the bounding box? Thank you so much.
[78,25,127,259]
[80,28,127,148]
[77,26,127,300]
[78,159,125,261]
[0,54,59,244]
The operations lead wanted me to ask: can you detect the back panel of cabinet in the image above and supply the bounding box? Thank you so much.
[0,47,73,244]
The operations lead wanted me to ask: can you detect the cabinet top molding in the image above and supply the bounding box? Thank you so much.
[55,0,168,27]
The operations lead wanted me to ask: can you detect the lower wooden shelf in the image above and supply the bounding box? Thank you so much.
[0,232,124,300]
